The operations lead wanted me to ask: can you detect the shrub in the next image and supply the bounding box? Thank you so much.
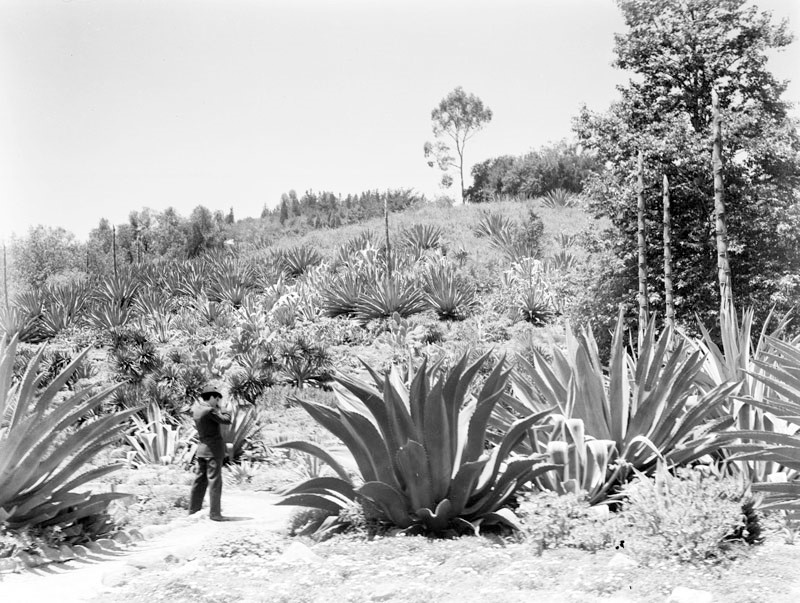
[517,490,618,552]
[616,465,757,564]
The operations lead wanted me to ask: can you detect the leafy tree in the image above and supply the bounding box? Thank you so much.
[466,141,600,202]
[226,207,235,224]
[185,205,225,258]
[151,207,187,260]
[279,199,289,225]
[87,218,114,276]
[573,0,800,341]
[424,86,492,202]
[128,208,154,263]
[10,226,85,289]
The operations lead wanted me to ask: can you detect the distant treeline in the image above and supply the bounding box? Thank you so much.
[5,188,428,291]
[466,141,600,203]
[266,188,426,229]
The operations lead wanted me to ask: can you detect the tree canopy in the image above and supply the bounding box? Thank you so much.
[573,0,800,339]
[424,87,493,202]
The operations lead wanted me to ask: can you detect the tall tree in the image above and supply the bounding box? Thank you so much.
[636,149,648,338]
[574,0,800,339]
[424,87,492,202]
[663,175,675,331]
[712,87,733,313]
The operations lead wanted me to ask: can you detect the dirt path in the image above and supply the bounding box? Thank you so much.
[0,491,295,603]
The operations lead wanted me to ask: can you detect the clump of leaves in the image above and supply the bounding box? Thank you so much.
[278,336,332,389]
[616,465,758,564]
[110,329,163,385]
[517,490,618,552]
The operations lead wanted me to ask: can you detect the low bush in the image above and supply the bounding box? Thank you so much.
[517,490,618,552]
[614,466,760,564]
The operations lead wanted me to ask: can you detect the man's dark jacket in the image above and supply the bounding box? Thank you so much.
[192,402,232,459]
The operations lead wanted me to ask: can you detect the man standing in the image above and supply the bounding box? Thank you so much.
[189,383,232,521]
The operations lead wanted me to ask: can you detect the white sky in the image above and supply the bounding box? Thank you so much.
[1,0,798,242]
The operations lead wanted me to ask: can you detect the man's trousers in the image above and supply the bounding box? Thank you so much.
[189,456,223,517]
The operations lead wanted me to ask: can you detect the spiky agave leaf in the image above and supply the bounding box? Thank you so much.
[500,309,736,502]
[278,351,553,536]
[0,336,138,530]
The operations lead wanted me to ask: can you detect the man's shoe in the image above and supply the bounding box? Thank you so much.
[210,514,226,521]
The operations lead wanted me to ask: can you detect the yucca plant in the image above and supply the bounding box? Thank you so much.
[97,271,140,308]
[555,232,579,249]
[39,281,92,338]
[515,284,555,325]
[540,188,577,208]
[354,277,427,323]
[227,349,276,404]
[275,352,557,536]
[176,261,208,299]
[472,210,515,241]
[332,231,380,268]
[126,400,192,467]
[4,291,47,343]
[207,259,255,308]
[506,310,739,492]
[319,272,365,318]
[0,336,138,530]
[401,223,443,259]
[422,263,477,321]
[220,404,261,463]
[278,336,332,389]
[275,245,323,279]
[545,250,577,273]
[87,300,134,335]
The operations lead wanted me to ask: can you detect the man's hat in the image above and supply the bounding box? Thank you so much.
[200,383,223,397]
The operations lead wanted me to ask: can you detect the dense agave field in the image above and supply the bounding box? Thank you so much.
[1,206,799,555]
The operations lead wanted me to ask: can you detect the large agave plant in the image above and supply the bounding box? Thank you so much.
[275,352,556,536]
[126,400,191,467]
[0,336,138,530]
[714,336,800,514]
[689,307,796,481]
[422,263,477,321]
[319,271,364,318]
[401,224,443,259]
[275,245,323,279]
[505,310,739,489]
[354,277,427,323]
[540,188,577,208]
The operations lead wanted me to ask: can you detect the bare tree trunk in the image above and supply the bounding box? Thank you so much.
[637,149,648,341]
[112,225,118,279]
[712,88,733,313]
[384,196,392,281]
[3,243,8,312]
[663,175,674,332]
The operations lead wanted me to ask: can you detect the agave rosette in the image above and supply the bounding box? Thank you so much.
[499,310,738,501]
[275,351,556,535]
[714,336,800,513]
[0,336,138,529]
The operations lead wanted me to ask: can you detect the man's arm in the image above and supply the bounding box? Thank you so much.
[209,407,233,425]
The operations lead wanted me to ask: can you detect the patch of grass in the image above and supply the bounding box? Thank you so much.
[94,526,800,603]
